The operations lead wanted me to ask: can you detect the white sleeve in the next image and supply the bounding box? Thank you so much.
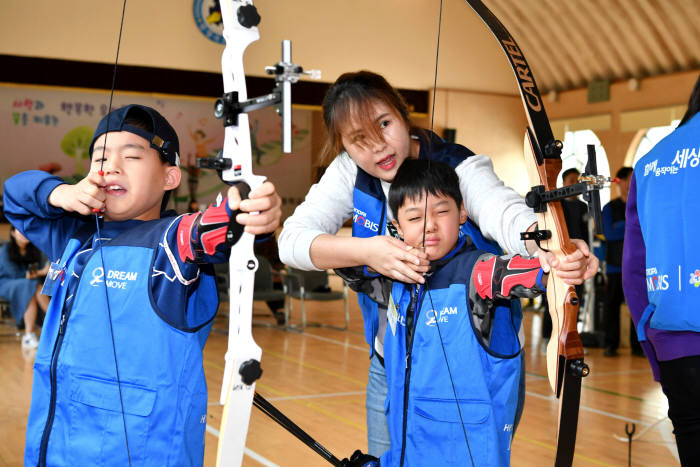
[456,154,536,256]
[278,154,358,270]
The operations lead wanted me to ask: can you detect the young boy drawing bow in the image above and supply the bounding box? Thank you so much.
[4,104,281,466]
[338,159,550,466]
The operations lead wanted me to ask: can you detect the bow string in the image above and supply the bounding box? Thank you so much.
[420,0,476,465]
[92,0,131,465]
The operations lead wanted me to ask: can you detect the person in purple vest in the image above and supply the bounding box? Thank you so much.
[279,70,598,457]
[623,74,700,466]
[4,104,281,466]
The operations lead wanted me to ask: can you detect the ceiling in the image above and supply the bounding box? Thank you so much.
[1,0,699,96]
[241,0,700,95]
[485,0,700,93]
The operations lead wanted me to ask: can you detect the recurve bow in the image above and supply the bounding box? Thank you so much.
[463,1,608,464]
[197,1,319,465]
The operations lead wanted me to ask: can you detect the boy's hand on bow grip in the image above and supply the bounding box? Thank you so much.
[227,181,281,235]
[538,238,599,285]
[48,171,106,216]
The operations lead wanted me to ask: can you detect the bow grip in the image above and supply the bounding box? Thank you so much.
[226,182,251,247]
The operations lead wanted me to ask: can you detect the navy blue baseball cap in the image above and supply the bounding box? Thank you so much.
[88,104,180,167]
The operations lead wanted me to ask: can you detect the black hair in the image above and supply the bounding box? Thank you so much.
[615,166,633,180]
[321,71,422,164]
[561,168,580,181]
[679,74,700,127]
[8,226,42,266]
[388,159,462,218]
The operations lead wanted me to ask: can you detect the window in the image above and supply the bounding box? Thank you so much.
[631,121,680,167]
[559,129,611,208]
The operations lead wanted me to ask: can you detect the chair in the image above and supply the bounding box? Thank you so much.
[252,255,288,325]
[0,239,21,338]
[284,267,348,330]
[211,256,288,326]
[0,296,21,338]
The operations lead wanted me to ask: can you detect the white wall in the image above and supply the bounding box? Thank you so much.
[0,0,517,93]
[431,88,530,195]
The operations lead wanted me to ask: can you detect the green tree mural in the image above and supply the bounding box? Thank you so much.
[60,126,93,174]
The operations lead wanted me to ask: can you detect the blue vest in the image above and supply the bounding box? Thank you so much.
[381,242,521,466]
[634,112,700,337]
[351,130,521,351]
[25,218,218,467]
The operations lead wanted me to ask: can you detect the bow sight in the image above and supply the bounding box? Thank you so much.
[521,144,614,248]
[199,38,319,180]
[201,38,320,172]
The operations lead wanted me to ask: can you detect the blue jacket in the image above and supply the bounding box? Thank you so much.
[601,198,625,274]
[632,111,700,336]
[351,130,522,352]
[381,240,522,466]
[24,219,218,466]
[4,171,221,466]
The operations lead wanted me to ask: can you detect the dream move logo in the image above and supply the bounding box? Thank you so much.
[425,306,458,326]
[90,267,139,290]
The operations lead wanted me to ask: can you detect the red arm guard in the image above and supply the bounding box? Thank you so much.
[473,254,545,300]
[177,211,202,262]
[176,199,234,263]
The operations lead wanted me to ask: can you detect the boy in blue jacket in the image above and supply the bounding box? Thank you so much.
[3,104,281,466]
[338,159,548,466]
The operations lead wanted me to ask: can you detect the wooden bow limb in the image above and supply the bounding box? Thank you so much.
[464,1,593,465]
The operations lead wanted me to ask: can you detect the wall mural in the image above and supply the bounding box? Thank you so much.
[0,84,312,219]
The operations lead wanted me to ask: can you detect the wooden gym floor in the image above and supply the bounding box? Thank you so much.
[0,287,680,466]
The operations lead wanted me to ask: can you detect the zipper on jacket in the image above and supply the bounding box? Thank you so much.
[37,239,95,466]
[399,283,425,466]
[37,307,71,466]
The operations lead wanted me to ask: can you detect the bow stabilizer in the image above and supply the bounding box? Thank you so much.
[253,392,344,466]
